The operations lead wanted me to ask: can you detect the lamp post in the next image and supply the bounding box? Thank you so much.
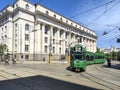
[49,36,52,64]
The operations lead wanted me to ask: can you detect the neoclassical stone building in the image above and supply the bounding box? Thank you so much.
[0,0,97,61]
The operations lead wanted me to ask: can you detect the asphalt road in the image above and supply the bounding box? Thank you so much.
[0,60,119,90]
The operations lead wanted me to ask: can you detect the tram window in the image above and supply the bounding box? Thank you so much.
[74,55,82,60]
[95,56,98,59]
[82,53,85,60]
[86,55,89,61]
[91,56,94,60]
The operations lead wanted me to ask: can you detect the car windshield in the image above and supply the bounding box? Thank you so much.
[74,55,82,60]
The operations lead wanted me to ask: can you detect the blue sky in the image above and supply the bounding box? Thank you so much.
[0,0,120,48]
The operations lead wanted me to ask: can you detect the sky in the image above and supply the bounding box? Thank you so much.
[0,0,120,49]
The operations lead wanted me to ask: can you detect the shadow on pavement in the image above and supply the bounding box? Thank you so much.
[102,64,120,70]
[0,75,98,90]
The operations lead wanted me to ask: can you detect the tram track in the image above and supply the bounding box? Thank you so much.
[80,65,120,90]
[95,65,120,78]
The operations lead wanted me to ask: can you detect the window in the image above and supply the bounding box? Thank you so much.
[5,26,7,32]
[66,20,68,23]
[25,55,29,59]
[4,35,7,38]
[54,14,56,18]
[53,28,56,36]
[59,40,61,45]
[60,18,62,21]
[71,34,74,39]
[15,23,17,28]
[53,47,55,54]
[60,31,62,38]
[46,11,49,15]
[65,32,68,39]
[53,39,55,44]
[25,45,29,51]
[25,34,29,41]
[59,48,61,54]
[25,24,30,31]
[76,25,77,27]
[25,4,29,10]
[45,26,49,34]
[45,37,48,43]
[44,46,48,53]
[5,17,8,21]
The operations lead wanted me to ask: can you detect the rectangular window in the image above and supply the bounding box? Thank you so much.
[53,39,55,44]
[60,31,62,38]
[25,34,29,41]
[45,26,49,34]
[59,48,61,54]
[53,47,55,54]
[25,24,29,31]
[45,37,48,43]
[53,28,56,36]
[25,45,29,51]
[25,55,29,59]
[44,46,48,53]
[59,40,61,45]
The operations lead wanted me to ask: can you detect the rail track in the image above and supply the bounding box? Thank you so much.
[81,65,120,90]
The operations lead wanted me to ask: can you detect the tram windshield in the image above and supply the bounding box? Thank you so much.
[74,55,82,60]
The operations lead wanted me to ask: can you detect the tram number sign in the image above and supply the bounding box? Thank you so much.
[75,47,82,52]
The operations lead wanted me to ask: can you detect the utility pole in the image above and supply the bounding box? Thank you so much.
[31,29,37,61]
[49,36,52,63]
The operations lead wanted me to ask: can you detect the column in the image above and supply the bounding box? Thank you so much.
[62,31,65,54]
[49,26,53,54]
[56,28,60,54]
[41,24,45,54]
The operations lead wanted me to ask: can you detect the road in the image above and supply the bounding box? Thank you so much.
[0,60,120,90]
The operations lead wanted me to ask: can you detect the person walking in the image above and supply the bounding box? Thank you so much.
[5,55,9,65]
[107,58,111,67]
[12,56,16,64]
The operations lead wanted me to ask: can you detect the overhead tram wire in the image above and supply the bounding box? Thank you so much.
[69,0,117,19]
[87,0,120,26]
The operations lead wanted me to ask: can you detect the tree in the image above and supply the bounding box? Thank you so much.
[0,44,8,61]
[111,51,117,60]
[105,53,111,59]
[117,51,120,61]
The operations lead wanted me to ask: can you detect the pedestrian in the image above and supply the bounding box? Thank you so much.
[5,55,9,65]
[12,56,16,64]
[107,58,111,67]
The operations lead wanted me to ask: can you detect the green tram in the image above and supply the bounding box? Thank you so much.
[86,52,95,65]
[94,52,106,64]
[70,44,106,72]
[70,44,87,72]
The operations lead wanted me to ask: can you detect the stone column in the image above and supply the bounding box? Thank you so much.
[41,23,45,54]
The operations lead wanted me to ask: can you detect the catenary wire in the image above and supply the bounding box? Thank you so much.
[87,0,120,26]
[69,0,117,18]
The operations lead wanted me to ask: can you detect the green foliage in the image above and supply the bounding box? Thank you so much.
[111,51,117,60]
[105,53,111,59]
[0,44,8,55]
[96,47,103,53]
[117,51,120,61]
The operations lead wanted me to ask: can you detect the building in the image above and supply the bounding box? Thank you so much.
[100,46,120,54]
[0,0,97,61]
